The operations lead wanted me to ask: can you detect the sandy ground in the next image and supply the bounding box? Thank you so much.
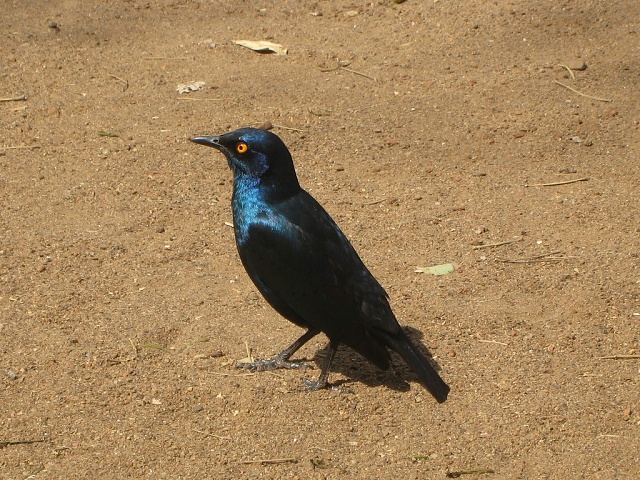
[2,1,639,478]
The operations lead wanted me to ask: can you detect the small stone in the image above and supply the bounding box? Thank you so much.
[193,404,204,413]
[563,58,587,71]
[155,226,165,233]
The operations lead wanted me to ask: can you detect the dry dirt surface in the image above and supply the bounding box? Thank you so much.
[2,1,639,478]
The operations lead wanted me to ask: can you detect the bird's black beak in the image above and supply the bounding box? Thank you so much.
[190,135,222,149]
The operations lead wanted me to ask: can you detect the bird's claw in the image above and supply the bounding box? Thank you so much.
[302,377,324,391]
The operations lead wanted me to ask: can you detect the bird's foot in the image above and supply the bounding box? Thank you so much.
[302,377,325,391]
[236,357,313,372]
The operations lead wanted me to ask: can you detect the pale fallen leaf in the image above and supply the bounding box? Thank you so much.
[176,81,206,94]
[233,40,288,55]
[415,263,457,275]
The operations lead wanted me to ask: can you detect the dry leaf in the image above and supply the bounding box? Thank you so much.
[176,81,206,94]
[415,263,457,275]
[233,40,288,55]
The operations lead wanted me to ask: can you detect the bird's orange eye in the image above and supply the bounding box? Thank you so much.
[236,142,249,154]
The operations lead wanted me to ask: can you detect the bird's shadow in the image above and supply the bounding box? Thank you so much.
[299,326,444,392]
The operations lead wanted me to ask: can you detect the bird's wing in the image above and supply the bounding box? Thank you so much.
[238,190,401,366]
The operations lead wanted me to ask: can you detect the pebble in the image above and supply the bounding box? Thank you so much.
[562,58,587,71]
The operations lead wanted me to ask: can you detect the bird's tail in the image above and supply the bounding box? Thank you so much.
[386,330,450,403]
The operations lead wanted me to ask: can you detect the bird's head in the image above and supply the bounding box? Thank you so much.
[191,127,300,195]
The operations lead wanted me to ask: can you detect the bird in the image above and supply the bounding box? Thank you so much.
[191,127,450,402]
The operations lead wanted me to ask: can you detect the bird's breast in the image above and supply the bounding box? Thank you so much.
[231,183,276,246]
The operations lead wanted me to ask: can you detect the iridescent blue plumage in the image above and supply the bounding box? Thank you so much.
[190,128,449,402]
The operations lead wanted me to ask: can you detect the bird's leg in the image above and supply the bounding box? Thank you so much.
[236,328,320,371]
[303,341,339,391]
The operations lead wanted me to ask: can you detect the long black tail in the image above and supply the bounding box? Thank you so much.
[386,330,450,403]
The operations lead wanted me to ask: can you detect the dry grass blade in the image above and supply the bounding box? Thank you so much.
[177,97,221,101]
[339,66,377,82]
[191,428,231,440]
[496,250,565,264]
[554,80,611,102]
[108,73,129,91]
[597,355,640,360]
[0,95,27,102]
[558,64,576,80]
[238,458,298,465]
[525,177,589,187]
[23,465,45,479]
[472,238,522,249]
[271,124,306,133]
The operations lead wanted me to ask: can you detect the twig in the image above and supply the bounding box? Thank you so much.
[340,66,378,82]
[446,467,495,478]
[192,428,231,440]
[496,250,565,264]
[23,465,45,479]
[364,198,386,206]
[0,439,47,449]
[271,124,306,133]
[554,80,612,102]
[472,238,522,250]
[0,95,27,102]
[1,145,41,150]
[108,74,129,92]
[238,458,298,465]
[598,354,640,360]
[558,64,575,80]
[309,109,331,116]
[321,63,377,81]
[478,339,508,346]
[525,177,589,187]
